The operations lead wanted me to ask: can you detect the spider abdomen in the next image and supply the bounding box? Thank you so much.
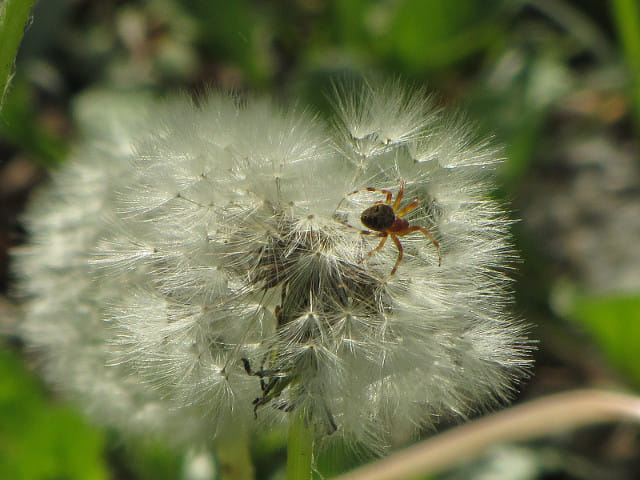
[361,203,395,231]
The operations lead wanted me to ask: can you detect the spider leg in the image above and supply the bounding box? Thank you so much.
[363,233,388,261]
[348,187,393,205]
[337,219,382,236]
[392,181,406,210]
[390,234,404,275]
[395,199,419,217]
[402,226,441,266]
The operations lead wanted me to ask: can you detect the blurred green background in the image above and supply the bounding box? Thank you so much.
[1,0,639,478]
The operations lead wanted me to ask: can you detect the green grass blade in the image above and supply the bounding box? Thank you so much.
[611,0,640,138]
[0,0,35,110]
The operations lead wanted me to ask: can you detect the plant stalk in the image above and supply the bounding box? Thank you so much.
[335,390,640,480]
[286,409,315,480]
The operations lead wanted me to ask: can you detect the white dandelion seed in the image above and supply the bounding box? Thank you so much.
[14,79,532,454]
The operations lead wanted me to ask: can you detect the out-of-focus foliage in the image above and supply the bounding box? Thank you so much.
[564,293,640,388]
[111,440,183,480]
[466,29,576,182]
[0,348,107,480]
[0,77,67,167]
[327,0,514,72]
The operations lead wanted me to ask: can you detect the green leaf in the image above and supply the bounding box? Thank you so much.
[569,294,640,387]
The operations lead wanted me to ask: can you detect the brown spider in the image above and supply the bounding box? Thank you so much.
[344,182,441,275]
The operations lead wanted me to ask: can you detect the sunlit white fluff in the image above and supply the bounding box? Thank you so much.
[15,79,531,453]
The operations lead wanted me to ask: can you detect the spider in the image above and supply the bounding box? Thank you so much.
[342,182,441,275]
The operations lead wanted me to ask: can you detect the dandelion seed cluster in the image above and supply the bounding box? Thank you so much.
[15,81,532,451]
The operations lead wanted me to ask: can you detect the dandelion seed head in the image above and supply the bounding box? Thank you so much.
[15,80,532,453]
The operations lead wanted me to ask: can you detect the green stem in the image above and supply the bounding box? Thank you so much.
[0,0,35,110]
[286,410,315,480]
[611,0,640,138]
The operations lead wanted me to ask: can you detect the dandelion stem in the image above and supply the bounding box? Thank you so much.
[286,409,314,480]
[0,0,35,109]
